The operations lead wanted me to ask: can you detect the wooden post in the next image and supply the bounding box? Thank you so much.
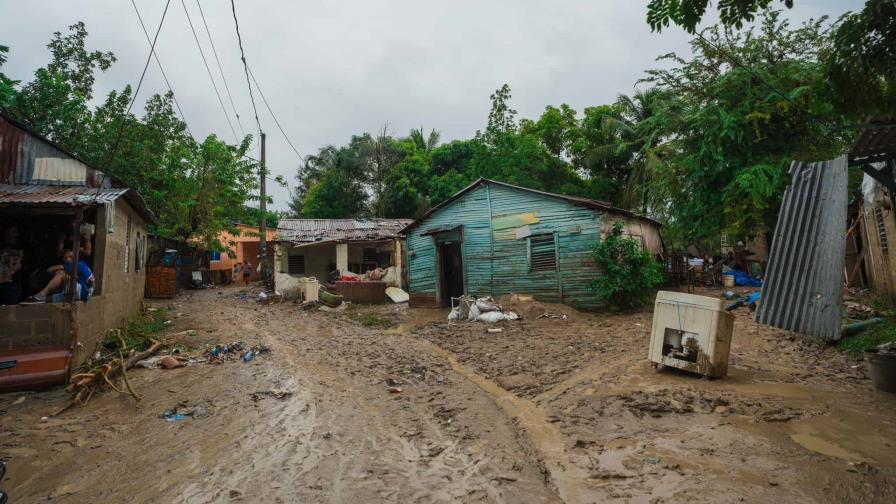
[259,131,269,288]
[65,207,84,377]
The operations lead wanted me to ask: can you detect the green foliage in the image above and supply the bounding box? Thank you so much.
[642,10,847,242]
[590,222,664,309]
[647,0,793,33]
[837,318,896,357]
[825,0,896,118]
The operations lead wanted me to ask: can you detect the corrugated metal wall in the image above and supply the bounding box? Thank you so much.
[756,156,848,340]
[0,114,108,187]
[407,181,618,309]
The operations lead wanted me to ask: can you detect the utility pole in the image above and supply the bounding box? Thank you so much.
[259,131,269,289]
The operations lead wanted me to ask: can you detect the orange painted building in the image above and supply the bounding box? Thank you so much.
[210,224,276,283]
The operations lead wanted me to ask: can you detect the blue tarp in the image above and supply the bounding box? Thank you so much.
[725,270,763,287]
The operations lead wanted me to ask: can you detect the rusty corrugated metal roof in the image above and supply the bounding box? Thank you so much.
[850,123,896,161]
[0,184,128,205]
[276,218,412,243]
[0,112,158,224]
[755,156,849,341]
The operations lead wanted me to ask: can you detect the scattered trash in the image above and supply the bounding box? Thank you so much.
[159,355,182,369]
[487,327,503,334]
[319,287,344,308]
[319,303,347,312]
[385,286,409,303]
[536,312,568,320]
[436,375,446,385]
[723,291,735,300]
[207,342,270,363]
[409,365,427,380]
[844,301,876,320]
[643,456,661,464]
[160,400,214,421]
[448,296,522,324]
[322,431,332,439]
[251,390,293,401]
[387,386,403,394]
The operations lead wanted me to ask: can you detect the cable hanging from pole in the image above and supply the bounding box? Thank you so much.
[229,0,263,142]
[93,0,173,203]
[181,0,240,143]
[248,65,304,164]
[195,0,246,139]
[130,0,192,139]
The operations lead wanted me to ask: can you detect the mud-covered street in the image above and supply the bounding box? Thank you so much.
[2,286,896,503]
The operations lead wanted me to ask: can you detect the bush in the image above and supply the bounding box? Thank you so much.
[591,222,663,309]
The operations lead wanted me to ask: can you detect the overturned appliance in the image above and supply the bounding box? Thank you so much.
[648,291,734,378]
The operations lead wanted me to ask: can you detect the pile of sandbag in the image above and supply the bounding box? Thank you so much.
[448,295,520,323]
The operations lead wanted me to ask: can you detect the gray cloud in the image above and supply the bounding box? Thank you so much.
[1,0,862,210]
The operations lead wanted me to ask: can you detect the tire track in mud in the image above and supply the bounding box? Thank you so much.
[413,338,589,504]
[255,307,562,503]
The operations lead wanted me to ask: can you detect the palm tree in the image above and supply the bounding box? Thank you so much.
[409,127,441,154]
[588,88,670,212]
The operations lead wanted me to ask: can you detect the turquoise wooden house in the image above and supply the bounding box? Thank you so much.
[401,179,663,310]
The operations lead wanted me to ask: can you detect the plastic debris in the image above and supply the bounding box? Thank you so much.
[385,286,409,303]
[242,351,255,362]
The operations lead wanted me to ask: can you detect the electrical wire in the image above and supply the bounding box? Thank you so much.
[195,0,246,138]
[229,0,263,141]
[130,0,192,139]
[180,0,239,143]
[247,65,304,163]
[92,0,173,203]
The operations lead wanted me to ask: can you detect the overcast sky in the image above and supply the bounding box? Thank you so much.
[1,0,862,210]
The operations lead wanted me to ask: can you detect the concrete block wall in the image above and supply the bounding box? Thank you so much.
[0,304,70,349]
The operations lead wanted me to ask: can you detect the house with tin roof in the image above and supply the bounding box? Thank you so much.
[0,111,157,389]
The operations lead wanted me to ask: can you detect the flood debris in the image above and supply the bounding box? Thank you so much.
[251,390,294,401]
[536,312,568,320]
[206,342,270,363]
[160,400,214,421]
[448,296,520,324]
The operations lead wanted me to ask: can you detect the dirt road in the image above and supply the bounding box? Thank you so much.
[2,286,895,503]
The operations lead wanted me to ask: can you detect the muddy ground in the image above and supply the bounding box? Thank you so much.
[1,286,895,503]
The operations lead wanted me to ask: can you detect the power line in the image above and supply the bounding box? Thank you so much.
[130,0,192,139]
[195,0,246,139]
[93,0,173,202]
[229,0,263,141]
[247,65,304,163]
[180,0,239,143]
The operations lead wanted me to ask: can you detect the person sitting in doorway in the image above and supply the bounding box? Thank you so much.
[23,249,94,303]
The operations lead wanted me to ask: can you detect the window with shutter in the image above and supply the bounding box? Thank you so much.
[529,234,557,272]
[288,254,306,275]
[362,248,378,263]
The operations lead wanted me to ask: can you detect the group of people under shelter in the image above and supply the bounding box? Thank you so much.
[0,218,95,306]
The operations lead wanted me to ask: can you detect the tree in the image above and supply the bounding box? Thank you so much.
[647,0,794,32]
[642,10,847,242]
[825,0,896,118]
[0,45,18,109]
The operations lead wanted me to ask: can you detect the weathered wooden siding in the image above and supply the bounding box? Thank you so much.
[407,184,491,304]
[406,182,610,309]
